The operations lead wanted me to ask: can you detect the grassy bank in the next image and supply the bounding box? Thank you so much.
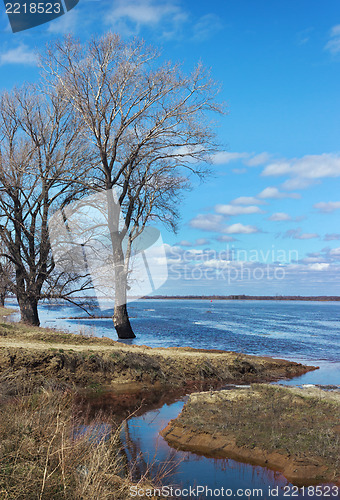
[0,387,122,499]
[0,308,316,392]
[161,384,340,485]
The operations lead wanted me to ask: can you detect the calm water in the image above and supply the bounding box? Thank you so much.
[7,299,340,498]
[123,401,340,499]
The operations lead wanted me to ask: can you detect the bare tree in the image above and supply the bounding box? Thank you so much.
[0,86,92,325]
[41,33,225,338]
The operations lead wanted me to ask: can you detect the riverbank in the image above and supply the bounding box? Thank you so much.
[0,307,322,498]
[143,295,340,301]
[0,307,316,393]
[0,308,171,499]
[161,384,340,486]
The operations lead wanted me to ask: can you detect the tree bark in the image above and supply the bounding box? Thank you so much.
[107,191,136,339]
[113,302,135,339]
[113,257,135,339]
[18,297,40,326]
[0,293,5,307]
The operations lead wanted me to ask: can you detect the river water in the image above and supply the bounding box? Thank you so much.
[7,299,340,498]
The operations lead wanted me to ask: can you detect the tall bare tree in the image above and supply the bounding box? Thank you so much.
[41,33,225,338]
[0,86,92,325]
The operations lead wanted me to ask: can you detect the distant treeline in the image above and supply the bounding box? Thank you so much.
[143,295,340,301]
[7,294,340,302]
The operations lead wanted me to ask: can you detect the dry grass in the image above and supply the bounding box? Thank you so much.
[173,384,340,477]
[0,308,16,318]
[0,374,169,499]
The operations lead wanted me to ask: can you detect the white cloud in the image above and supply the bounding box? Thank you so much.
[261,161,292,177]
[330,248,340,258]
[192,14,222,41]
[262,153,340,190]
[211,151,249,165]
[268,212,292,221]
[330,25,340,36]
[232,168,247,174]
[325,25,340,54]
[215,204,263,216]
[48,8,78,34]
[216,235,236,242]
[324,234,340,241]
[258,187,300,199]
[231,196,265,205]
[195,238,210,246]
[212,150,272,168]
[222,223,259,234]
[0,44,37,66]
[283,228,319,240]
[112,0,178,24]
[107,0,187,33]
[177,238,210,247]
[314,201,340,213]
[244,152,271,167]
[296,27,313,46]
[297,232,319,240]
[281,177,316,190]
[189,214,224,232]
[309,263,330,271]
[329,248,340,259]
[174,145,205,161]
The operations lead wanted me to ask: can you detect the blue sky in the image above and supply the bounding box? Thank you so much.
[1,0,340,295]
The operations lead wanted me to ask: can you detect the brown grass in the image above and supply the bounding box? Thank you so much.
[0,375,168,499]
[163,384,340,482]
[0,308,16,318]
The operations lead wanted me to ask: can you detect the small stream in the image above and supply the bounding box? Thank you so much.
[77,375,339,500]
[122,397,295,494]
[125,401,294,499]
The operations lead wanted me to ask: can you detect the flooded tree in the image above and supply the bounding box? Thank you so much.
[0,87,92,325]
[41,33,225,339]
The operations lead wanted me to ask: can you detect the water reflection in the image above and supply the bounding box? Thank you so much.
[78,394,339,500]
[73,423,112,444]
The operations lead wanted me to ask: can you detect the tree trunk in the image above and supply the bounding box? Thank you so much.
[113,302,135,339]
[107,189,136,339]
[18,297,40,326]
[0,293,5,307]
[112,247,135,339]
